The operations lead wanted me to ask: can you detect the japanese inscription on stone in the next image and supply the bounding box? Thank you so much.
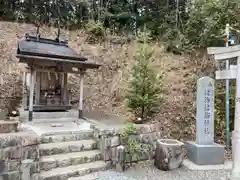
[196,76,214,145]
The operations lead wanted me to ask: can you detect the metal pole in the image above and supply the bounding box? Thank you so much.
[232,57,240,179]
[225,23,230,151]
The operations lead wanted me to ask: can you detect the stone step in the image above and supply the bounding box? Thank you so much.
[39,140,97,156]
[68,172,99,180]
[68,171,138,180]
[40,150,102,171]
[39,161,111,180]
[41,130,94,143]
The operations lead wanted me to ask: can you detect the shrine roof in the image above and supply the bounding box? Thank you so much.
[17,34,87,62]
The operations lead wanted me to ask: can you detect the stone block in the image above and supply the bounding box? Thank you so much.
[31,173,40,180]
[115,145,125,172]
[21,135,39,147]
[21,159,34,180]
[0,160,5,173]
[185,141,224,165]
[140,132,157,145]
[0,132,39,148]
[156,131,161,139]
[110,136,120,147]
[0,146,39,161]
[0,121,19,134]
[128,135,140,142]
[0,171,20,180]
[99,136,111,152]
[103,149,111,161]
[0,160,20,173]
[1,146,22,160]
[99,135,112,161]
[0,111,7,120]
[30,162,39,174]
[22,146,39,161]
[111,147,117,163]
[135,124,151,134]
[154,139,184,171]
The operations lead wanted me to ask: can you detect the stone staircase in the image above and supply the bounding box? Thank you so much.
[36,130,111,180]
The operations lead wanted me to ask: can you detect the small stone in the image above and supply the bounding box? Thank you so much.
[51,123,63,127]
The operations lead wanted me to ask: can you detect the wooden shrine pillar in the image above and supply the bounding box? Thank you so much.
[35,72,41,105]
[63,73,68,105]
[78,71,84,119]
[22,71,27,107]
[28,68,36,121]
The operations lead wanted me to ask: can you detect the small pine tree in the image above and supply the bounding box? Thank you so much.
[126,31,164,121]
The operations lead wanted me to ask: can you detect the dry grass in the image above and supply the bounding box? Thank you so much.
[0,21,198,139]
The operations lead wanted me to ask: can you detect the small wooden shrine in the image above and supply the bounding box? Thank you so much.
[16,31,101,121]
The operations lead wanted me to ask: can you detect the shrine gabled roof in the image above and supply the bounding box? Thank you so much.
[17,34,87,62]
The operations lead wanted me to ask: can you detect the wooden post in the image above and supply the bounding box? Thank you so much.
[28,68,36,121]
[35,72,41,105]
[63,73,68,105]
[22,71,26,107]
[78,71,84,119]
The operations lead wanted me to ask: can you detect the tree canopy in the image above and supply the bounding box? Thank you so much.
[0,0,240,49]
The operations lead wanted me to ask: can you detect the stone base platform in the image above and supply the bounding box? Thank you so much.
[185,141,225,165]
[183,159,232,171]
[0,120,19,133]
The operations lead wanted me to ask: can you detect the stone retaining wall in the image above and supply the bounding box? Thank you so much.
[0,131,40,180]
[94,123,162,167]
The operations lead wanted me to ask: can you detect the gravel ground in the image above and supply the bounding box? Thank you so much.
[97,161,232,180]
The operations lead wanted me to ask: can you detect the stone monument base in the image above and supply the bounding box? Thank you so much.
[185,141,225,165]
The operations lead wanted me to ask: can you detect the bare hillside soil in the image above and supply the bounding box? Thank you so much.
[0,21,197,139]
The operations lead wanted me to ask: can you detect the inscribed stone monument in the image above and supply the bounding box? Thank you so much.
[196,76,214,145]
[185,76,225,165]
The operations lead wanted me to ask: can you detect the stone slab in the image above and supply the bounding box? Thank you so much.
[0,145,39,161]
[20,120,92,136]
[0,131,39,148]
[185,141,224,165]
[68,171,137,180]
[39,161,111,180]
[183,159,232,170]
[39,139,97,156]
[40,131,94,143]
[39,150,102,171]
